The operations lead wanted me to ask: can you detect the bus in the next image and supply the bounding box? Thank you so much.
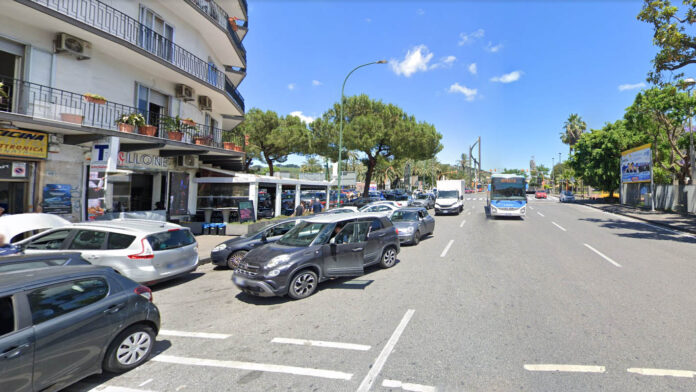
[487,174,527,217]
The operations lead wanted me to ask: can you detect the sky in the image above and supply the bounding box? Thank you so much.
[240,0,657,172]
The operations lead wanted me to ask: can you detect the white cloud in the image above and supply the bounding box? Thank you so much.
[312,80,322,86]
[485,42,503,53]
[448,83,478,101]
[289,111,315,124]
[417,8,425,15]
[468,63,477,75]
[458,29,485,46]
[287,83,295,90]
[390,45,434,77]
[429,55,457,70]
[490,70,522,83]
[618,82,646,91]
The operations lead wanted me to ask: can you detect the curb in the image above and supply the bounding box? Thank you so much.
[579,202,696,235]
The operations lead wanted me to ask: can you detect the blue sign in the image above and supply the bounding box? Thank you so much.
[621,144,651,183]
[42,184,72,214]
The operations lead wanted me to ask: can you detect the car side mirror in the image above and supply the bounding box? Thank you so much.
[261,232,268,242]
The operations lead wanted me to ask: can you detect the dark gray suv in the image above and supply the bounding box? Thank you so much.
[232,213,400,299]
[0,266,160,392]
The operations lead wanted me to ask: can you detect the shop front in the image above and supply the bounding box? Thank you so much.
[0,128,46,214]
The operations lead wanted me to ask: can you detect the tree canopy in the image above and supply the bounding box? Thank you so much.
[560,113,587,156]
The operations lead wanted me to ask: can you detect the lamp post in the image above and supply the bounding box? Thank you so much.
[683,78,696,185]
[336,60,387,206]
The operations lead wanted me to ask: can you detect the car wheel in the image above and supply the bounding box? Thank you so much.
[103,324,155,373]
[227,250,247,269]
[288,270,318,300]
[379,247,397,268]
[412,231,420,245]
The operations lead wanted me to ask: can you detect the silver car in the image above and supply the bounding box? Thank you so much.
[16,219,198,285]
[559,191,576,202]
[391,207,435,245]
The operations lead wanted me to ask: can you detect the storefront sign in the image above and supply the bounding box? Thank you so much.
[87,170,106,220]
[42,184,72,214]
[238,200,256,223]
[91,137,119,172]
[0,128,48,159]
[11,162,26,177]
[118,151,171,171]
[621,144,652,184]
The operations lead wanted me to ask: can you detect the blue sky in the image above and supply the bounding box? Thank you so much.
[241,0,656,171]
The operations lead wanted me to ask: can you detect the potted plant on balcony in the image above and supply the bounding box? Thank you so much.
[115,112,145,133]
[181,117,196,127]
[223,141,236,150]
[161,116,184,141]
[83,93,107,105]
[194,132,212,146]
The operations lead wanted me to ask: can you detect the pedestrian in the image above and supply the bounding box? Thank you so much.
[0,233,19,256]
[312,198,323,214]
[294,201,305,217]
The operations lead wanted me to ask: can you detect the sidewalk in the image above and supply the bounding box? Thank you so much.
[195,234,229,264]
[578,201,696,235]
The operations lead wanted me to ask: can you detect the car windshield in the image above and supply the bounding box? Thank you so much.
[277,222,329,247]
[416,194,428,200]
[391,211,419,221]
[438,191,458,198]
[491,178,527,200]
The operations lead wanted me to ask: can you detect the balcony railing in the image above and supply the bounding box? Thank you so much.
[0,76,245,151]
[26,0,244,112]
[225,77,245,112]
[186,0,246,56]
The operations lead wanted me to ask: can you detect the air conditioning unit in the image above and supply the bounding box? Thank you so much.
[177,155,197,168]
[175,84,195,101]
[55,33,91,60]
[198,95,212,111]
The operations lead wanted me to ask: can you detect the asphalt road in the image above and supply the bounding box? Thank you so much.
[67,197,696,392]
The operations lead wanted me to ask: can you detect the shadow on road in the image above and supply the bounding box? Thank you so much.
[579,217,696,244]
[150,272,205,291]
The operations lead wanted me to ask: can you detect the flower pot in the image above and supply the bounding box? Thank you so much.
[138,125,158,137]
[223,142,235,150]
[168,131,183,141]
[84,96,106,105]
[60,113,83,124]
[181,119,196,127]
[117,123,135,133]
[234,146,243,152]
[194,137,210,146]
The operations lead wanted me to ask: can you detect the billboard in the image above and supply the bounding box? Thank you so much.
[621,144,651,184]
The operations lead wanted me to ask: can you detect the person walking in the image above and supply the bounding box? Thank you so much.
[294,201,305,217]
[311,198,323,214]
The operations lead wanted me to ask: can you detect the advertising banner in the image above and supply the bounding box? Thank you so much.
[91,137,120,172]
[87,170,106,220]
[621,144,652,183]
[0,129,48,159]
[42,184,72,214]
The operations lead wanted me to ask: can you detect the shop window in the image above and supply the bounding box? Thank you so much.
[197,183,249,208]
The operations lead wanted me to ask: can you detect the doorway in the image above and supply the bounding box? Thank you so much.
[0,181,26,214]
[130,174,153,211]
[0,48,21,112]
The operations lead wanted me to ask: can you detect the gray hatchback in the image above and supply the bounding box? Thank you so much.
[392,207,435,245]
[0,266,160,392]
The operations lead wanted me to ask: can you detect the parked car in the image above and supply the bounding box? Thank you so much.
[0,252,89,273]
[232,213,400,299]
[368,191,385,200]
[411,193,435,209]
[320,207,359,215]
[9,215,198,285]
[535,190,547,199]
[391,207,435,245]
[344,196,382,208]
[211,218,303,269]
[559,191,576,202]
[359,202,400,217]
[384,192,412,207]
[0,266,160,392]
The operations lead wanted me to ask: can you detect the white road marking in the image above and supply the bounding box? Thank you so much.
[467,211,471,215]
[138,379,153,387]
[528,205,534,210]
[158,330,230,339]
[356,309,416,392]
[524,364,606,373]
[466,198,471,200]
[440,240,454,258]
[536,211,544,217]
[551,221,566,231]
[151,354,352,380]
[382,379,437,392]
[584,243,622,268]
[581,204,695,238]
[88,387,157,392]
[271,337,370,351]
[627,368,696,378]
[459,219,466,228]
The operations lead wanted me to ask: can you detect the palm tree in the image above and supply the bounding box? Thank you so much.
[560,113,587,157]
[300,157,322,173]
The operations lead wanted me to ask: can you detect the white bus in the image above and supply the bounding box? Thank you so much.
[487,174,527,217]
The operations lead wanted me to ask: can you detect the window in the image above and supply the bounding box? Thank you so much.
[334,222,370,244]
[107,233,136,250]
[25,229,72,250]
[369,219,382,232]
[0,259,67,273]
[0,297,14,337]
[146,229,195,251]
[278,222,328,247]
[68,230,106,250]
[28,279,108,325]
[269,221,295,237]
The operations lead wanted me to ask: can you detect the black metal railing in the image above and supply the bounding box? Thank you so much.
[186,0,246,56]
[225,77,245,112]
[27,0,244,111]
[0,76,245,151]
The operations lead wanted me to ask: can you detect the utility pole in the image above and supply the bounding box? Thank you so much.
[478,136,481,187]
[552,157,555,191]
[468,137,481,189]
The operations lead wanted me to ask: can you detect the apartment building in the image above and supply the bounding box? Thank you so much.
[0,0,248,221]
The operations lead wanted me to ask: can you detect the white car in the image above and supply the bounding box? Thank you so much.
[359,203,400,217]
[559,191,576,202]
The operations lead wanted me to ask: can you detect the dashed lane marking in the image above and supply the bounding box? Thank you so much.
[356,309,416,392]
[524,364,606,373]
[271,337,371,351]
[536,211,544,217]
[584,243,622,268]
[440,240,454,258]
[138,379,153,387]
[159,330,230,339]
[87,387,157,392]
[459,219,466,228]
[627,368,696,378]
[382,379,437,392]
[528,206,534,210]
[551,221,566,231]
[151,354,353,380]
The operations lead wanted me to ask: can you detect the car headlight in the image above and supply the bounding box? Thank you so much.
[491,205,498,212]
[401,226,414,234]
[266,254,292,269]
[268,268,282,277]
[212,243,227,252]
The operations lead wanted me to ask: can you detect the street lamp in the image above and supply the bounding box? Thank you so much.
[337,60,387,206]
[683,78,696,184]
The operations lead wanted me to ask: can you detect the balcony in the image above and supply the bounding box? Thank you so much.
[0,76,245,153]
[19,0,244,114]
[185,0,246,61]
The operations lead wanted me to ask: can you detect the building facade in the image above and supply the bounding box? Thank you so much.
[0,0,248,221]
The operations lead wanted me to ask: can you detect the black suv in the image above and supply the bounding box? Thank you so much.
[232,213,400,299]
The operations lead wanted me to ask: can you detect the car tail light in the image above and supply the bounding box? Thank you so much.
[128,238,154,259]
[134,285,153,302]
[394,228,399,234]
